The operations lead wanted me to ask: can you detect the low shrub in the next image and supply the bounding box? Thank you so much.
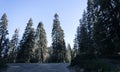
[0,58,7,69]
[70,54,96,66]
[70,54,119,72]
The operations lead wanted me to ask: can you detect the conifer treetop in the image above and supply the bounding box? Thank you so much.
[38,22,43,28]
[54,13,59,20]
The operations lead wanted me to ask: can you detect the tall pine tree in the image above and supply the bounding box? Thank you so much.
[0,13,9,58]
[65,44,72,63]
[87,0,95,55]
[17,18,35,63]
[93,0,120,58]
[33,22,48,63]
[51,13,66,63]
[8,29,19,63]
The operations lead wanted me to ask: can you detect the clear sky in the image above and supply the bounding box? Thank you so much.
[0,0,87,47]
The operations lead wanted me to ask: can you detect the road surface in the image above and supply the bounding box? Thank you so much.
[1,63,75,72]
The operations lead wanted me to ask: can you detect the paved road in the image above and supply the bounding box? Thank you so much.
[1,63,75,72]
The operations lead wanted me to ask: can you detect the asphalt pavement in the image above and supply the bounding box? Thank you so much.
[1,63,75,72]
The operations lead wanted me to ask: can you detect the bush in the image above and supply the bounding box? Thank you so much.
[70,54,119,72]
[0,58,7,69]
[70,54,96,66]
[79,59,118,72]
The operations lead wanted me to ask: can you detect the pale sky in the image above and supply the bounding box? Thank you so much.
[0,0,87,47]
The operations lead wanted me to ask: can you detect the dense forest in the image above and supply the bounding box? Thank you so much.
[0,0,120,71]
[70,0,120,71]
[0,13,72,64]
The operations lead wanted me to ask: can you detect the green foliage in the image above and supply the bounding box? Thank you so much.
[72,1,120,70]
[65,44,72,63]
[16,18,35,63]
[33,22,48,63]
[93,0,120,58]
[8,29,19,63]
[0,13,9,58]
[51,13,66,63]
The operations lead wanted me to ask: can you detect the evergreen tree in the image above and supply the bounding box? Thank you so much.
[51,13,66,63]
[70,0,120,70]
[87,0,94,36]
[93,0,120,58]
[78,19,89,54]
[65,44,72,63]
[47,46,53,62]
[0,13,9,58]
[72,34,79,60]
[8,29,19,63]
[1,38,10,59]
[33,22,48,63]
[76,11,91,55]
[72,10,96,63]
[87,0,95,55]
[109,0,120,56]
[17,18,35,63]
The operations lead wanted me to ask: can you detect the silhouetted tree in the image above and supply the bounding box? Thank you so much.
[87,0,95,55]
[93,0,120,58]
